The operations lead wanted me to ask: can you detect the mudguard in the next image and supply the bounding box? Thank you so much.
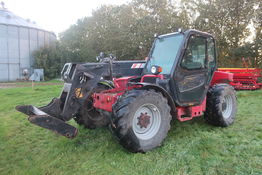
[132,82,176,114]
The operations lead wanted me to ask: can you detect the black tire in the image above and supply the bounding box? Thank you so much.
[204,84,237,127]
[74,85,110,129]
[111,90,172,153]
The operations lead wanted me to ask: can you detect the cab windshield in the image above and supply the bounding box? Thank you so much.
[145,33,184,74]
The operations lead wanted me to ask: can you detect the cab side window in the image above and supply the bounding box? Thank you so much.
[181,35,206,69]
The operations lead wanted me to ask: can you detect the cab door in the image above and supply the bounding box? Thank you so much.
[172,34,216,106]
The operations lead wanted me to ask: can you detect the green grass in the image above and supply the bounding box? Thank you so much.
[0,86,261,175]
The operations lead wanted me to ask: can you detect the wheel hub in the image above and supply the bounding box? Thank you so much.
[132,103,161,140]
[137,112,151,128]
[222,101,227,111]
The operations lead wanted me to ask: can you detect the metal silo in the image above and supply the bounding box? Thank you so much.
[0,3,56,81]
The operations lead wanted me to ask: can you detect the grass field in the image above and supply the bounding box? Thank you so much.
[0,85,261,175]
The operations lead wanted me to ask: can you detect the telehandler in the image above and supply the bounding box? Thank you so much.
[16,29,237,152]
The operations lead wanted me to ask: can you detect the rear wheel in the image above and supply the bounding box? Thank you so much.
[204,84,237,127]
[111,90,172,152]
[74,85,110,129]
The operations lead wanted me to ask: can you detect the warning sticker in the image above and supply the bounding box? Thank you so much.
[131,63,145,69]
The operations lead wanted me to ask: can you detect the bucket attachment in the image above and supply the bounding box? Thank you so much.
[16,105,78,138]
[15,63,109,138]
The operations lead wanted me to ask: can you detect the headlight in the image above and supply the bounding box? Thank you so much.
[151,66,157,74]
[151,65,162,75]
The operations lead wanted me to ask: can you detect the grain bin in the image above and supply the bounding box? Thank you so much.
[0,3,56,81]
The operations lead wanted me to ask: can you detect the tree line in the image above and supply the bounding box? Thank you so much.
[33,0,262,79]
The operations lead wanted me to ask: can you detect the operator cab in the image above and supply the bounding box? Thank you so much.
[144,29,217,106]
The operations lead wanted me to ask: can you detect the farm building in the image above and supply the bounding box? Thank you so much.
[0,3,56,81]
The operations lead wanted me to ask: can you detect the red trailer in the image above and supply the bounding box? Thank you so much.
[218,68,262,90]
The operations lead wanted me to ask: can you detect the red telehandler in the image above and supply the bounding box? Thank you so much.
[16,29,237,152]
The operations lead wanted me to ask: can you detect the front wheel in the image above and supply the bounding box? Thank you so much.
[74,85,110,129]
[111,90,172,152]
[204,84,237,127]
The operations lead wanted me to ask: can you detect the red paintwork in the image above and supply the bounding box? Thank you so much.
[92,72,232,122]
[140,74,164,82]
[93,74,163,112]
[218,68,262,90]
[113,76,136,88]
[211,71,234,86]
[176,98,206,121]
[92,84,142,112]
[92,92,119,112]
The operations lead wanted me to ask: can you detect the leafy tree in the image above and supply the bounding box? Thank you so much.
[188,0,257,67]
[33,43,68,79]
[252,0,262,68]
[33,0,262,79]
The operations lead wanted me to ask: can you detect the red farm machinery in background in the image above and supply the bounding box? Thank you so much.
[218,58,262,90]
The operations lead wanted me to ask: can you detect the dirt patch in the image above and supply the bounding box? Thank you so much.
[0,82,63,89]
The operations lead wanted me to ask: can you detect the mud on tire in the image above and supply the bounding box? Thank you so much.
[111,90,172,153]
[204,84,237,127]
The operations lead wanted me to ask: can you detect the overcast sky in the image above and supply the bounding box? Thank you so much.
[3,0,128,34]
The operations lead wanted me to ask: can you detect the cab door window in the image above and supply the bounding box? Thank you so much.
[207,37,216,71]
[181,35,206,69]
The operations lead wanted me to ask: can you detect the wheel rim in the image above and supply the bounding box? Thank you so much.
[221,94,233,119]
[132,103,161,140]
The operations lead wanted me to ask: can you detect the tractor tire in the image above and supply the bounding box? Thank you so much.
[74,85,110,129]
[111,90,172,153]
[204,84,237,127]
